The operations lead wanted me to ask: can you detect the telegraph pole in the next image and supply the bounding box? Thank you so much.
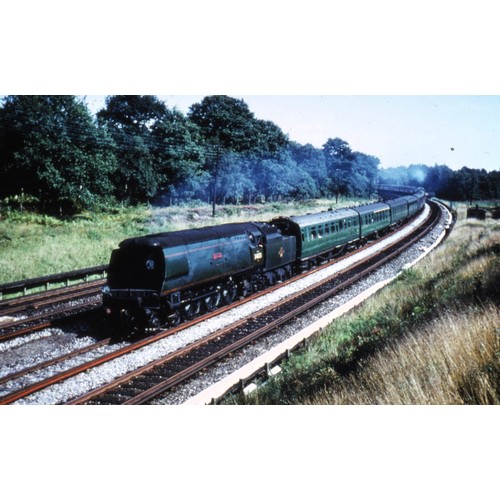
[212,142,221,217]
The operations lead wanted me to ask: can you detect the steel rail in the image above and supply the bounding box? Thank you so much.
[0,298,101,342]
[0,279,104,313]
[69,202,440,405]
[1,203,438,405]
[0,338,112,386]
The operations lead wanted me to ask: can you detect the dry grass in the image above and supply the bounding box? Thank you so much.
[303,305,500,405]
[236,206,500,405]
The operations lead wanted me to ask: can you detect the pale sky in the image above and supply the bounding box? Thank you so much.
[83,95,500,172]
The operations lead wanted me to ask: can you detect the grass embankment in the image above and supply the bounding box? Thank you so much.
[0,198,369,284]
[233,208,500,405]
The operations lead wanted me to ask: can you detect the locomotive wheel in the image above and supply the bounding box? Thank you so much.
[167,310,181,327]
[204,292,220,312]
[265,271,277,286]
[221,284,237,305]
[239,280,253,298]
[183,300,201,319]
[145,310,161,331]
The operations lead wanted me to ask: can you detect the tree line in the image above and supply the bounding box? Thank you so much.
[378,164,500,203]
[0,95,379,214]
[0,95,498,215]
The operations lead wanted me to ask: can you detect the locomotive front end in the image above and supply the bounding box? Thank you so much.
[103,237,166,331]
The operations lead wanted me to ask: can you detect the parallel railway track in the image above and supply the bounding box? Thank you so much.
[0,279,104,314]
[70,201,440,405]
[0,201,442,405]
[0,280,103,341]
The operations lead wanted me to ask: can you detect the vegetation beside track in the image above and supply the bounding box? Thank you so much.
[0,198,371,284]
[231,205,500,405]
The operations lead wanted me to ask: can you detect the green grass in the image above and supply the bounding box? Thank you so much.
[228,204,500,405]
[0,197,374,284]
[0,207,152,282]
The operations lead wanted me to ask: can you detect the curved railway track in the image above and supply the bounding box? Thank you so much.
[70,200,441,405]
[0,200,442,405]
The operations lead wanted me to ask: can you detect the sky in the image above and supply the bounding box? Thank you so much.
[82,95,500,172]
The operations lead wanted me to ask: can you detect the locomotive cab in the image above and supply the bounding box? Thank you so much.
[253,222,296,271]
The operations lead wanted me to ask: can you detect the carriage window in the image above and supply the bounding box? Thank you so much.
[311,227,317,239]
[325,225,330,235]
[318,226,324,238]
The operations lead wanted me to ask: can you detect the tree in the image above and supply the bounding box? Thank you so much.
[253,119,289,155]
[150,108,206,204]
[188,95,259,152]
[378,166,410,187]
[97,95,170,204]
[424,164,455,198]
[0,95,116,213]
[216,152,256,204]
[289,142,327,196]
[350,152,380,197]
[97,95,168,133]
[322,137,355,202]
[188,95,288,214]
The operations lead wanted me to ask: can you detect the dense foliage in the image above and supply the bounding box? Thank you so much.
[0,95,499,215]
[0,96,116,213]
[378,163,500,202]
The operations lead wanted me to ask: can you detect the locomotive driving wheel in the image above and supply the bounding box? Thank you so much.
[168,310,181,326]
[221,283,237,305]
[182,300,201,319]
[204,292,221,312]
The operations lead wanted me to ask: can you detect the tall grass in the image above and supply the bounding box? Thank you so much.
[236,209,500,405]
[305,305,499,405]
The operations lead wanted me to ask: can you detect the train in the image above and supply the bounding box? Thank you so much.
[102,189,426,332]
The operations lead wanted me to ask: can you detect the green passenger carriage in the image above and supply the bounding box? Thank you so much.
[353,202,391,239]
[272,208,360,261]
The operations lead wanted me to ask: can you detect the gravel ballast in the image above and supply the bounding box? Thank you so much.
[2,203,450,405]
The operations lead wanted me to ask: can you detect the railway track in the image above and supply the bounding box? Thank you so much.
[0,201,442,405]
[0,278,104,314]
[0,280,103,341]
[70,201,440,405]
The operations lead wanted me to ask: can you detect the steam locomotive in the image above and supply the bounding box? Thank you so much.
[103,189,426,332]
